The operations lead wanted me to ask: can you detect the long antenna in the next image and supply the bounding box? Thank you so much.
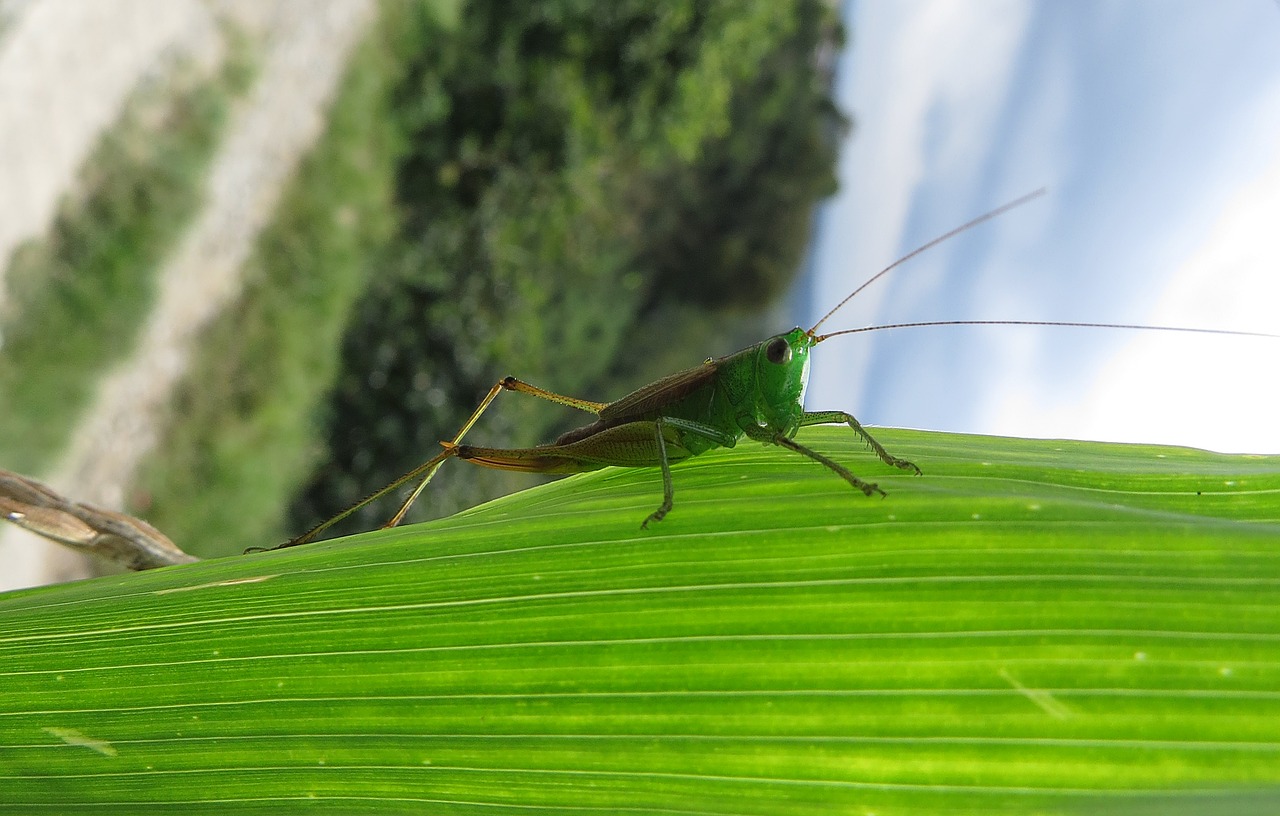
[813,319,1279,344]
[808,188,1047,335]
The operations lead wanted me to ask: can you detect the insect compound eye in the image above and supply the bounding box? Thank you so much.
[765,336,792,366]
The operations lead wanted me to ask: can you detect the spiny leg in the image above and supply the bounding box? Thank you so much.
[384,377,608,529]
[773,434,885,498]
[800,410,921,475]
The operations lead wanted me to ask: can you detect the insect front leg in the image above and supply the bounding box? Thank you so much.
[799,411,921,475]
[772,434,885,498]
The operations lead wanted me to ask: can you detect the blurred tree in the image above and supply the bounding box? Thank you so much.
[289,0,845,538]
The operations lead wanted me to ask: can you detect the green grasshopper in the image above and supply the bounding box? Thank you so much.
[280,190,1271,549]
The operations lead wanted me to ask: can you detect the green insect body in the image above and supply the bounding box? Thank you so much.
[448,327,918,524]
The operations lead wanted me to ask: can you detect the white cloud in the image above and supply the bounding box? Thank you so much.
[995,149,1280,453]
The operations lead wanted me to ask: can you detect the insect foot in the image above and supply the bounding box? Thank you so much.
[891,457,922,476]
[859,481,886,498]
[641,505,670,530]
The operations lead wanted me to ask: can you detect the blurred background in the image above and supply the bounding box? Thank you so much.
[1,0,1277,588]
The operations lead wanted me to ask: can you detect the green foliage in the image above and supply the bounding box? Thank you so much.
[3,429,1279,812]
[0,56,251,474]
[289,0,844,541]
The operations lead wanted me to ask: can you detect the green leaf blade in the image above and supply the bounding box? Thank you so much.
[2,428,1279,813]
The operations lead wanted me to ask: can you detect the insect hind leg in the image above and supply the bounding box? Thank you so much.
[274,378,609,549]
[799,411,921,475]
[497,377,608,415]
[385,378,609,529]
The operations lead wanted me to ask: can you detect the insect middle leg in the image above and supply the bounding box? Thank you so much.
[799,411,921,475]
[642,416,739,529]
[772,434,885,498]
[643,419,675,529]
[449,415,732,529]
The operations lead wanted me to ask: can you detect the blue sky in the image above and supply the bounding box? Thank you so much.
[803,0,1280,454]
